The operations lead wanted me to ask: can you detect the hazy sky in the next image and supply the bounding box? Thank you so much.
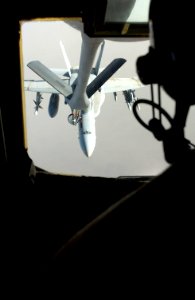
[20,20,195,178]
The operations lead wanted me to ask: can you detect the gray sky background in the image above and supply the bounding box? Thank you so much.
[20,20,195,178]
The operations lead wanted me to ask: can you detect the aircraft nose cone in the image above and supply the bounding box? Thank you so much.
[78,110,96,157]
[85,146,94,157]
[79,126,96,157]
[82,134,96,157]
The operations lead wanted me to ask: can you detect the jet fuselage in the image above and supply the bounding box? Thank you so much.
[67,70,105,157]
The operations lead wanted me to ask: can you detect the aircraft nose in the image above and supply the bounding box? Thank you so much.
[82,134,96,157]
[79,129,96,157]
[85,146,94,157]
[78,110,96,157]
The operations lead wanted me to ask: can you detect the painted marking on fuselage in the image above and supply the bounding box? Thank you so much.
[83,131,92,134]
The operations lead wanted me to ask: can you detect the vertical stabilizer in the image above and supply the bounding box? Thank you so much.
[59,40,72,78]
[94,40,105,75]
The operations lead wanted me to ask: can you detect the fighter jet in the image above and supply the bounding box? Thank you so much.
[24,21,145,157]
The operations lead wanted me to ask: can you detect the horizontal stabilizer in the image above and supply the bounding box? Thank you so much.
[87,58,126,98]
[27,61,72,97]
[24,79,69,94]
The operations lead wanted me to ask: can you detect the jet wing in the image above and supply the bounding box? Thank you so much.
[27,61,72,97]
[50,67,78,77]
[103,77,145,93]
[24,79,69,94]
